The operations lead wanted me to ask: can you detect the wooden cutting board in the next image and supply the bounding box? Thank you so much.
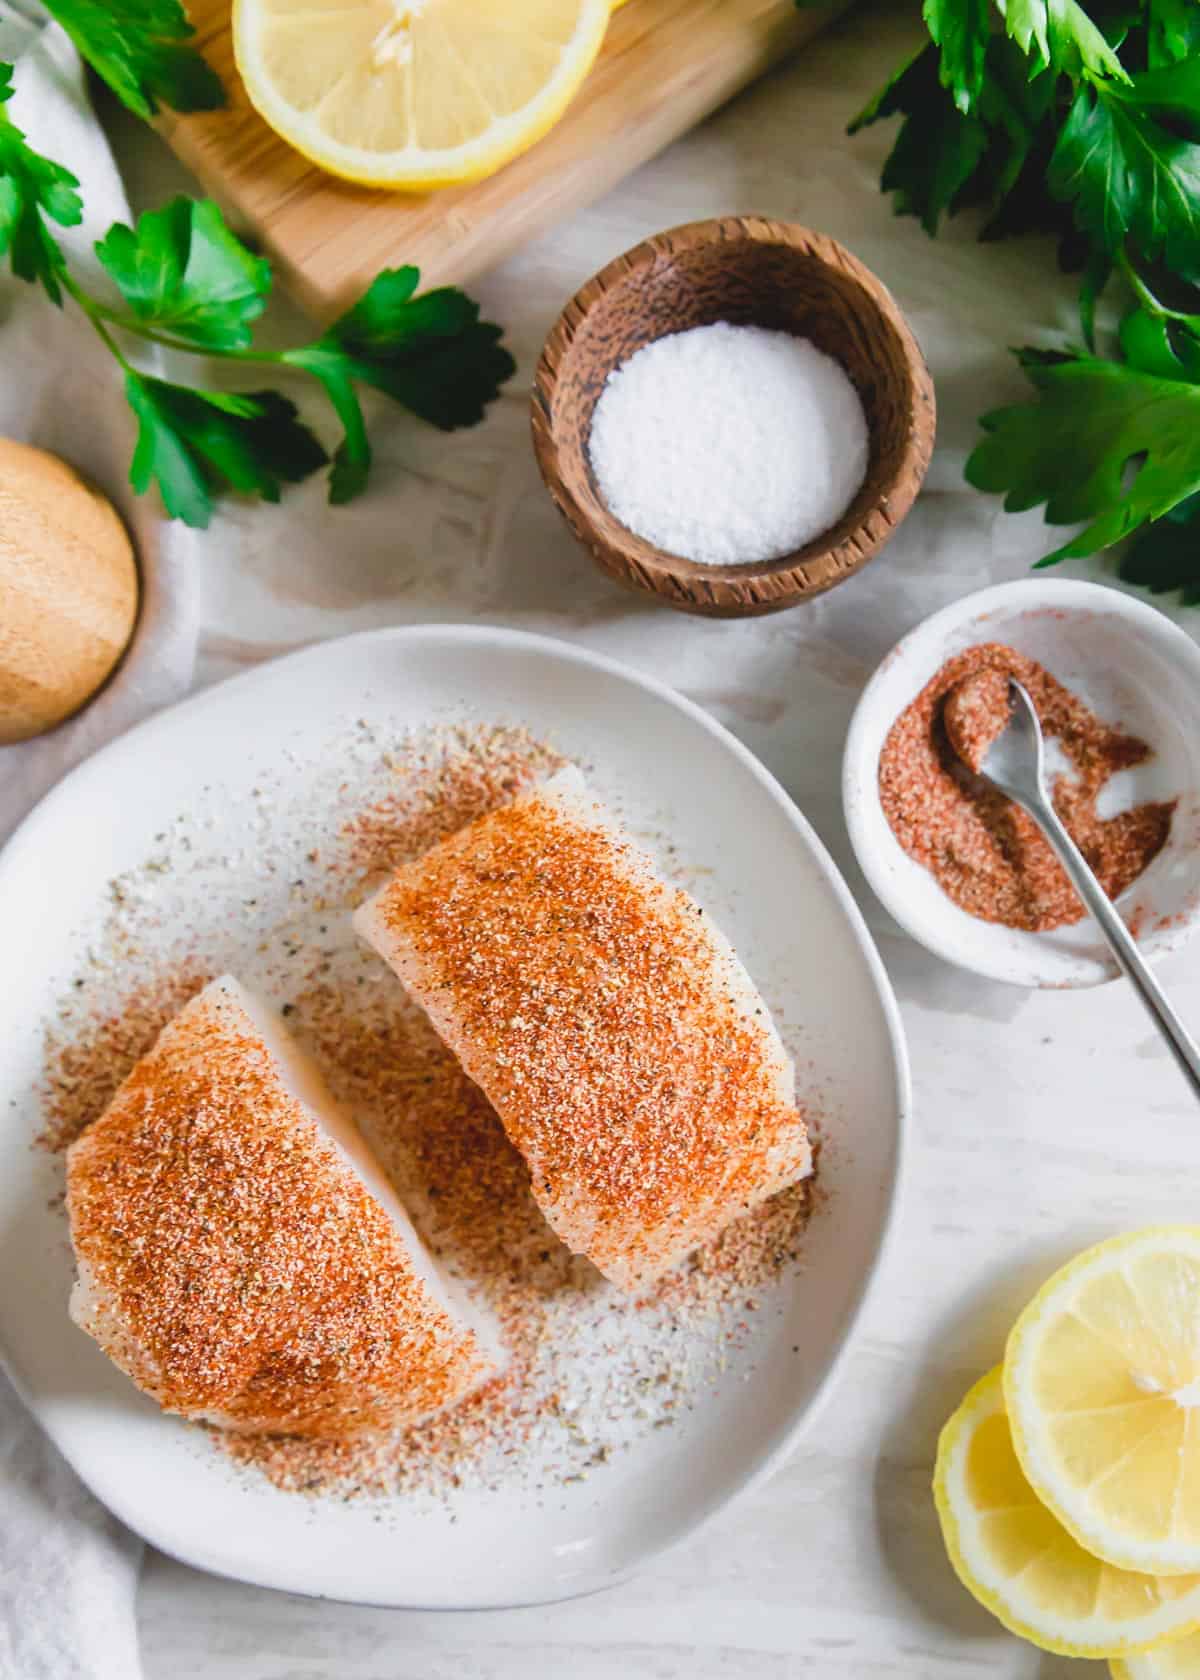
[159,0,842,322]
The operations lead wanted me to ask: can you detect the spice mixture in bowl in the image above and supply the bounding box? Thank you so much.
[879,643,1175,934]
[844,580,1200,988]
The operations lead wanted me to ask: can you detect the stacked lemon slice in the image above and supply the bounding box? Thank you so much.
[234,0,615,189]
[1113,1639,1200,1679]
[937,1230,1200,1670]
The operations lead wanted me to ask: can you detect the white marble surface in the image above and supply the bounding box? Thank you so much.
[94,5,1200,1674]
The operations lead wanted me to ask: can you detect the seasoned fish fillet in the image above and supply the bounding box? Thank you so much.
[354,767,811,1290]
[66,975,501,1437]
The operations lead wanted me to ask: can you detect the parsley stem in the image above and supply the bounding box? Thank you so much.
[1120,252,1200,332]
[89,303,288,365]
[60,271,136,371]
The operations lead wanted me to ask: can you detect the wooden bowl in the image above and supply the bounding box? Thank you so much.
[531,216,936,618]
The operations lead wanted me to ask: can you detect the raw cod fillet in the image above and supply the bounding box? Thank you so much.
[354,767,811,1290]
[66,975,502,1438]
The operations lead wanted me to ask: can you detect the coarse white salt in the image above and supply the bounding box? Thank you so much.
[587,321,870,567]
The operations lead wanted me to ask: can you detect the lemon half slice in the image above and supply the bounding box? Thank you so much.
[935,1368,1200,1657]
[1006,1229,1200,1578]
[233,0,612,190]
[1113,1633,1200,1678]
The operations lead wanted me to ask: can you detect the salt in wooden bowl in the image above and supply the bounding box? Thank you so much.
[531,215,936,618]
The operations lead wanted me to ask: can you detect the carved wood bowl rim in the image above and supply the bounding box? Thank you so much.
[530,215,937,619]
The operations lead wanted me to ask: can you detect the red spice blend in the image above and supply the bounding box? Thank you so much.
[360,780,810,1291]
[878,642,1175,932]
[66,980,495,1437]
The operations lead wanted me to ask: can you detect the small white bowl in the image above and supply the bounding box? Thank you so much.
[843,579,1200,988]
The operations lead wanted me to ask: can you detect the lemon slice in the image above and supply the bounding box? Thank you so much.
[233,0,612,190]
[1006,1229,1200,1577]
[1112,1632,1200,1678]
[935,1368,1200,1657]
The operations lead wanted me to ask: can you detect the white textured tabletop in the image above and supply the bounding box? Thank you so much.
[103,5,1200,1675]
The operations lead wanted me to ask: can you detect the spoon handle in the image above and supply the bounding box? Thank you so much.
[1031,795,1200,1101]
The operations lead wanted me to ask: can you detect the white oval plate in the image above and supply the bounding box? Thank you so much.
[0,626,907,1609]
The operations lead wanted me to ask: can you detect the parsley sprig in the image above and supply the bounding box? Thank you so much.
[840,0,1200,600]
[40,0,224,120]
[0,62,82,302]
[0,61,514,527]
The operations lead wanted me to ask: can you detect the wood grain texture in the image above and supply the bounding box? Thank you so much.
[0,441,139,743]
[531,216,937,619]
[158,0,844,321]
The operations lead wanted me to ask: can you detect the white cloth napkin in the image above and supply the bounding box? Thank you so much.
[0,7,199,847]
[0,1369,142,1680]
[0,10,199,1677]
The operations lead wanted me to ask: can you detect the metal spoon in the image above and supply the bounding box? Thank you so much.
[978,678,1200,1100]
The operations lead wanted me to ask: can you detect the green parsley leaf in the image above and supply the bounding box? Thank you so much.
[1147,0,1200,68]
[851,38,1060,239]
[923,0,991,113]
[41,0,223,121]
[850,46,989,234]
[334,286,514,437]
[316,263,426,345]
[1118,304,1200,378]
[1048,64,1200,279]
[282,266,516,503]
[1077,247,1113,347]
[998,0,1129,81]
[966,347,1200,561]
[1123,52,1200,117]
[850,0,1200,601]
[999,0,1053,67]
[0,62,83,304]
[96,197,271,350]
[1119,500,1200,600]
[280,347,371,505]
[967,45,1062,236]
[125,372,327,528]
[318,268,508,427]
[362,317,515,429]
